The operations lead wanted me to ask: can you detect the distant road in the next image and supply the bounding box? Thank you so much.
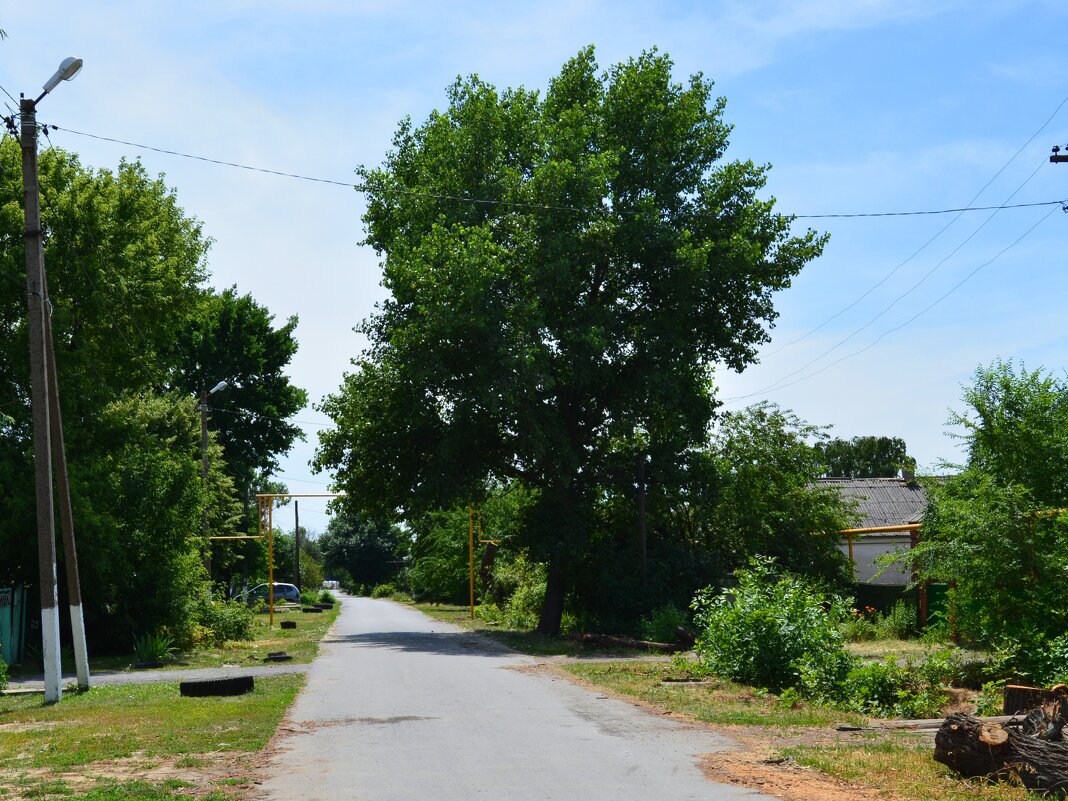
[253,596,775,801]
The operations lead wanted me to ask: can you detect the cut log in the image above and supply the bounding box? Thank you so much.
[934,712,1068,795]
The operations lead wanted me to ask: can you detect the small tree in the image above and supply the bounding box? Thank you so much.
[913,361,1068,659]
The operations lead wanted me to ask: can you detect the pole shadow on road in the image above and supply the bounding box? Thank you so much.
[322,630,516,658]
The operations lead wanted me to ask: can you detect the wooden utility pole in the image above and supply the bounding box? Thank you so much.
[21,95,62,702]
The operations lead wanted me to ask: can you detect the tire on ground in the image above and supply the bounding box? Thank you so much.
[179,675,255,697]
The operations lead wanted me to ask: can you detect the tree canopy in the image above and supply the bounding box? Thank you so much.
[0,138,307,645]
[817,436,911,478]
[315,47,827,634]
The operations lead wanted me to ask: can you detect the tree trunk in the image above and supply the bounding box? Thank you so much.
[536,560,566,636]
[934,712,1068,795]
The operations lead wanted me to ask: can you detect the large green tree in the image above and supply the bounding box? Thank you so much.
[315,47,826,634]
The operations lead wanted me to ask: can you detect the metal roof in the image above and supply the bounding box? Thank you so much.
[817,477,927,534]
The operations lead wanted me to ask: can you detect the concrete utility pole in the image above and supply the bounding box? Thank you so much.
[19,56,90,702]
[294,501,301,592]
[200,380,228,579]
[21,95,62,703]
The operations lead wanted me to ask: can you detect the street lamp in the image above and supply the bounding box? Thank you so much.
[21,56,88,703]
[201,380,229,576]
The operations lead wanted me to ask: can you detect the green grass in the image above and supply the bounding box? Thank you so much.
[784,740,1044,801]
[10,603,340,680]
[175,604,340,669]
[0,675,302,771]
[563,659,867,728]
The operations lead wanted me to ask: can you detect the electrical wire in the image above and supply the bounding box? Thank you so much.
[764,92,1068,356]
[0,81,18,108]
[724,204,1061,405]
[735,157,1052,400]
[45,122,1068,221]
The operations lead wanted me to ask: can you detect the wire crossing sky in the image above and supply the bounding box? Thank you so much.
[2,0,1067,501]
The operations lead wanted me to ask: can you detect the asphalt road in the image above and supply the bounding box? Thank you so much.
[255,597,776,801]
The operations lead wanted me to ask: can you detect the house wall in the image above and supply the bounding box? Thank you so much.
[838,535,913,586]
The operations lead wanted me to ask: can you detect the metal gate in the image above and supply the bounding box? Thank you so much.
[0,585,27,665]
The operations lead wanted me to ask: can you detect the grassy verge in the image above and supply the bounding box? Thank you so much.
[173,604,340,669]
[784,741,1040,801]
[410,601,669,657]
[10,603,340,680]
[0,674,302,801]
[562,659,1044,801]
[563,660,866,728]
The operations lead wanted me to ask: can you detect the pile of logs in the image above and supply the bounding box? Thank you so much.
[934,685,1068,794]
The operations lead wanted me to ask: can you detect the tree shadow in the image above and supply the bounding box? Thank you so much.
[323,629,516,658]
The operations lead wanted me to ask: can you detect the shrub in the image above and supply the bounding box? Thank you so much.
[0,656,7,691]
[503,582,544,630]
[132,632,175,665]
[841,656,950,718]
[319,589,337,604]
[300,590,320,606]
[692,556,853,693]
[875,600,919,640]
[841,611,879,642]
[640,604,689,644]
[197,598,255,645]
[371,583,396,598]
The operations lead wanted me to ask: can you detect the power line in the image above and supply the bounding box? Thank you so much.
[764,92,1068,356]
[0,81,17,107]
[725,204,1061,405]
[45,122,1068,221]
[741,157,1053,399]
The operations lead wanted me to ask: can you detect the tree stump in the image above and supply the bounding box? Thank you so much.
[1004,684,1048,716]
[935,712,1068,794]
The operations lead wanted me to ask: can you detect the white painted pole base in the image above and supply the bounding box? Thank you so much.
[68,603,90,689]
[41,606,62,702]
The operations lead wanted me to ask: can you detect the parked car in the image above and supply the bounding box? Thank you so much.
[245,582,301,605]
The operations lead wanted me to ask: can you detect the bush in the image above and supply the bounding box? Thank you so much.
[300,590,320,606]
[371,583,396,598]
[875,601,919,640]
[640,604,689,644]
[692,556,853,693]
[319,589,337,604]
[841,611,879,642]
[132,632,175,665]
[836,650,958,718]
[196,598,255,645]
[0,656,7,691]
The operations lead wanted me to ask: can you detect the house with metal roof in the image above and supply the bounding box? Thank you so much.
[818,476,927,586]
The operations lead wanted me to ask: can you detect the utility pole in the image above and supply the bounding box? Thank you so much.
[21,94,62,703]
[637,453,647,594]
[44,291,89,690]
[200,379,227,581]
[294,500,301,592]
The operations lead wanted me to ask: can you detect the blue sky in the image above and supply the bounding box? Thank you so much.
[3,2,1066,532]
